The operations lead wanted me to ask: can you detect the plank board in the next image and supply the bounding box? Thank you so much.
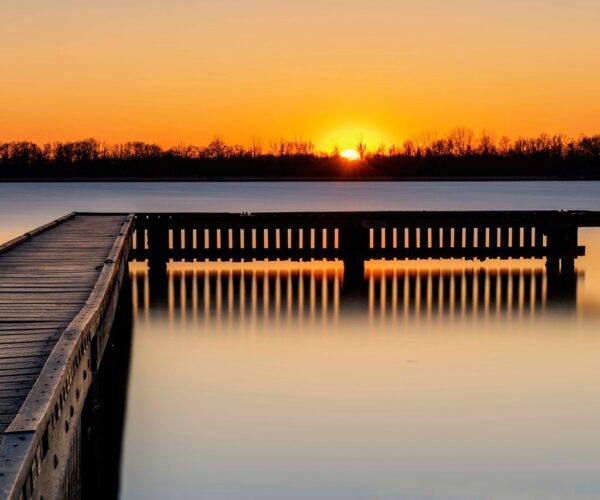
[0,214,128,433]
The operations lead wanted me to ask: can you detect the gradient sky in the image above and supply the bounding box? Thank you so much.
[2,0,600,150]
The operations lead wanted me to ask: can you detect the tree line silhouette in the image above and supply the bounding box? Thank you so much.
[1,128,599,179]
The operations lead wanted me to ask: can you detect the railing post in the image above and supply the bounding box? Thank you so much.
[145,217,169,303]
[146,217,169,262]
[560,226,578,273]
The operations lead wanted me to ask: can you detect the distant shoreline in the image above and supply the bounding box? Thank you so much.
[3,138,599,181]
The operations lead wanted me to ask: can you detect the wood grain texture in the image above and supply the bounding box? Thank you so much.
[0,215,128,434]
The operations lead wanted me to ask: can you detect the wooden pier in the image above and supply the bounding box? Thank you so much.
[0,209,599,500]
[0,214,133,500]
[131,211,599,278]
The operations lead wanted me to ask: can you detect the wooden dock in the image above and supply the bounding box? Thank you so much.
[0,213,133,500]
[0,209,599,499]
[132,211,600,275]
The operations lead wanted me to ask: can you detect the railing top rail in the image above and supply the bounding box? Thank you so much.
[125,210,600,227]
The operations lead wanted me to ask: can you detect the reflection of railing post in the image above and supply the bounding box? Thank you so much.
[343,257,365,294]
[546,264,577,309]
[145,218,168,305]
[561,257,575,274]
[147,260,168,306]
[545,224,580,275]
[545,223,578,310]
[340,224,368,297]
[541,222,578,309]
[560,226,578,273]
[545,256,559,274]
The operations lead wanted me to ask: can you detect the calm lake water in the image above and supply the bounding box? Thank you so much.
[2,182,600,500]
[2,181,600,242]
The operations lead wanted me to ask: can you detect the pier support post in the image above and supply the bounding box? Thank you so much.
[339,224,369,300]
[343,256,366,297]
[545,256,559,275]
[545,224,578,309]
[147,257,168,305]
[546,263,577,309]
[561,256,575,274]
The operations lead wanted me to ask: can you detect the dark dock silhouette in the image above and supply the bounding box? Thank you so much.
[131,211,596,289]
[0,209,599,500]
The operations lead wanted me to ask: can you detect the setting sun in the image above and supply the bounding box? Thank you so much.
[340,149,360,161]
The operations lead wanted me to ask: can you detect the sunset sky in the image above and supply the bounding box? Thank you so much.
[2,0,600,151]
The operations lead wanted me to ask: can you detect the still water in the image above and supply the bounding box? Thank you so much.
[1,181,600,242]
[2,182,600,499]
[122,253,600,500]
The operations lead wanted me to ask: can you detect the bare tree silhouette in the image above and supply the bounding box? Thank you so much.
[204,135,228,159]
[356,133,367,160]
[1,130,599,179]
[249,136,263,158]
[413,130,437,156]
[448,127,475,156]
[478,130,497,156]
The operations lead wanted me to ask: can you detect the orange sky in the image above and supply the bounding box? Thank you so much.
[2,0,600,151]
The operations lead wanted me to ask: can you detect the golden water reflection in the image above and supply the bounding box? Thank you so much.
[129,259,585,332]
[122,246,600,499]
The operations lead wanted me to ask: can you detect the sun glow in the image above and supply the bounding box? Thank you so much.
[340,149,360,161]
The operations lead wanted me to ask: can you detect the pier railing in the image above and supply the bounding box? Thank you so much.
[130,211,599,271]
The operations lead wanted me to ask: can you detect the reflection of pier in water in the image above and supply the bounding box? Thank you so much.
[130,211,597,319]
[131,211,599,278]
[131,261,580,327]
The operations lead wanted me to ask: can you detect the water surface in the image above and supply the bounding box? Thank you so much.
[2,182,600,499]
[2,181,599,242]
[121,243,600,499]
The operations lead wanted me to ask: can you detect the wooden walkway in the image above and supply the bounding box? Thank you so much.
[0,214,130,435]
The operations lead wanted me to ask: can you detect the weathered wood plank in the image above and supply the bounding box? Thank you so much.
[0,213,130,451]
[0,323,66,331]
[0,381,35,391]
[0,368,46,377]
[0,372,38,381]
[0,389,31,399]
